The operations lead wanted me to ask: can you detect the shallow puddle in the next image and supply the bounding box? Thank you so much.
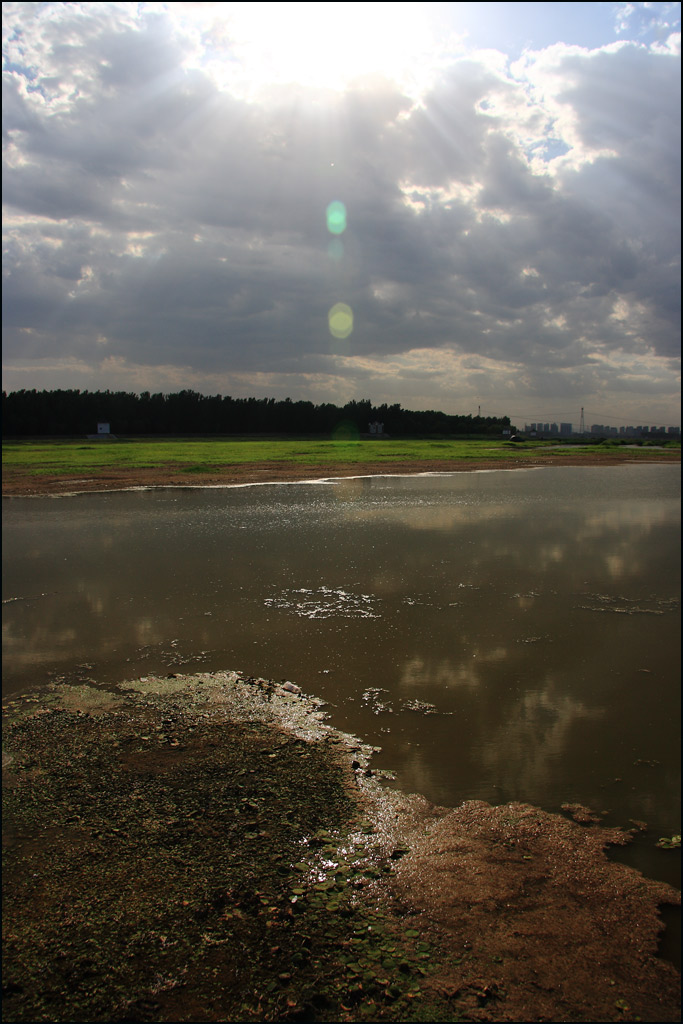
[3,465,680,903]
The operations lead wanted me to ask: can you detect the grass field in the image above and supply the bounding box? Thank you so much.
[3,436,679,478]
[2,437,519,475]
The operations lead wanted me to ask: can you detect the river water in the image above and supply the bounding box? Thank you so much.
[3,464,680,898]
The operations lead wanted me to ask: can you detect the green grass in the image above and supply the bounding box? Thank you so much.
[2,436,679,478]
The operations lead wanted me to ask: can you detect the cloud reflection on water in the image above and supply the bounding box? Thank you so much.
[2,466,679,846]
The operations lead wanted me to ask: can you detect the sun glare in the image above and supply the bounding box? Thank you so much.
[171,1,448,97]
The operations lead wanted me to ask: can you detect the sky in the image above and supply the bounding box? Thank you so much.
[2,1,681,428]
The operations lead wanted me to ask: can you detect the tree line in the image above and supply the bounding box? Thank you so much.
[1,389,513,438]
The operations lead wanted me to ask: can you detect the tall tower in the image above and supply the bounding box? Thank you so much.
[579,407,585,434]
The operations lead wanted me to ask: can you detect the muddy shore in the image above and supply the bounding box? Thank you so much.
[2,449,679,497]
[2,672,680,1022]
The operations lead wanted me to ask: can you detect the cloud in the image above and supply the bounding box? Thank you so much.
[2,2,680,425]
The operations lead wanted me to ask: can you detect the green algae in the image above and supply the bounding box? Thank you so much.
[2,685,458,1023]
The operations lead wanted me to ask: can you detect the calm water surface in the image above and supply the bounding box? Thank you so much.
[3,465,680,894]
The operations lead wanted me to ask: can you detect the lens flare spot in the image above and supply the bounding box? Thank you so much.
[327,238,344,261]
[328,302,354,339]
[326,200,347,235]
[332,420,360,442]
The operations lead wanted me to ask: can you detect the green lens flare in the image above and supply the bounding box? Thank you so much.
[328,302,354,339]
[327,238,344,261]
[326,200,347,235]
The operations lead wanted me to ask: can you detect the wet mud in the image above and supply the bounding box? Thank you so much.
[2,451,679,497]
[2,672,681,1022]
[381,796,681,1021]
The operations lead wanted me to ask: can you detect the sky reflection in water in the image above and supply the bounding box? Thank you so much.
[2,465,680,886]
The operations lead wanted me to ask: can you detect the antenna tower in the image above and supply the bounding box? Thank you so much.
[579,407,585,434]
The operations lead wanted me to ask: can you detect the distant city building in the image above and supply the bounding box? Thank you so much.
[519,419,678,439]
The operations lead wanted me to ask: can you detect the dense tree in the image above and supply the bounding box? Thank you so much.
[1,389,514,437]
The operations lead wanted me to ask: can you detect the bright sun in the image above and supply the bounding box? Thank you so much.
[171,1,448,97]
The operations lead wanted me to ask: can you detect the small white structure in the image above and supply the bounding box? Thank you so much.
[87,422,117,440]
[368,421,384,435]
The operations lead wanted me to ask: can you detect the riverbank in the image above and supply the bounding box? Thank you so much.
[2,672,680,1022]
[2,447,680,497]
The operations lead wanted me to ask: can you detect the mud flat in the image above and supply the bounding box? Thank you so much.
[2,671,680,1022]
[2,449,680,497]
